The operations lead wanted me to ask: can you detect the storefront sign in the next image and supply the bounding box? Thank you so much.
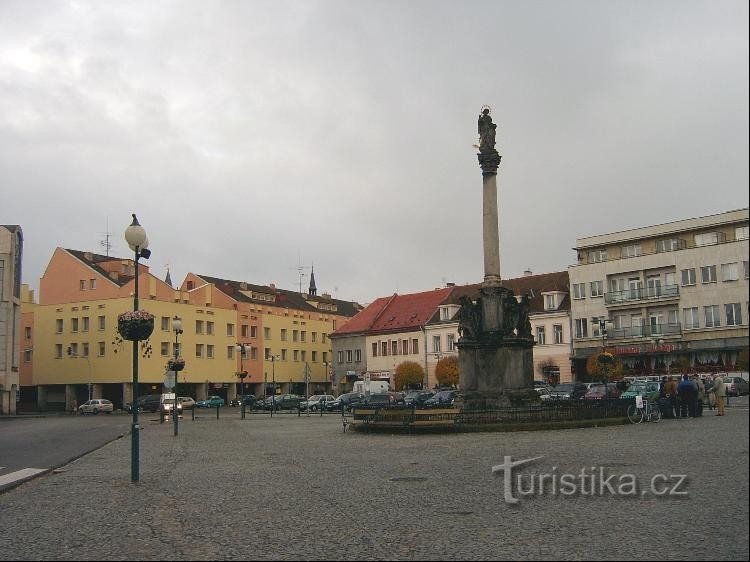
[609,343,677,355]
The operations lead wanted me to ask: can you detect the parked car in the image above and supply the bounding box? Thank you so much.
[229,395,257,407]
[722,376,749,396]
[582,383,621,400]
[620,382,660,402]
[403,390,435,407]
[178,397,196,410]
[125,394,161,413]
[264,394,303,411]
[327,392,365,412]
[304,395,336,411]
[78,399,114,415]
[534,386,552,401]
[361,392,401,408]
[196,395,225,408]
[424,390,459,407]
[160,395,183,416]
[548,383,588,400]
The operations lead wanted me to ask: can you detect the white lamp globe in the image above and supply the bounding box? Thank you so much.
[124,214,148,251]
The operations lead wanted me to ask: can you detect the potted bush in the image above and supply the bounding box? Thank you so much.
[168,357,186,372]
[117,310,155,341]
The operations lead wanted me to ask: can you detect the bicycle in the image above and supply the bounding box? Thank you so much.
[627,398,662,424]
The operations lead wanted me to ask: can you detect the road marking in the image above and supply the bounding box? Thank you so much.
[0,468,47,487]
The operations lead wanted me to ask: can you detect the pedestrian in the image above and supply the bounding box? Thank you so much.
[71,399,78,415]
[677,374,696,417]
[692,375,705,417]
[705,375,715,410]
[664,376,678,418]
[710,376,727,416]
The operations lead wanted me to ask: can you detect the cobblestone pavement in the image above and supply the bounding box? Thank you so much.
[1,400,748,561]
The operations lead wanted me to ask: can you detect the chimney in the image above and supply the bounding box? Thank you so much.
[446,282,456,287]
[322,292,331,299]
[269,283,276,290]
[524,269,533,277]
[240,282,248,290]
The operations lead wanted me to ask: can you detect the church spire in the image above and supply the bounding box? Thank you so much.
[308,264,317,296]
[164,267,173,288]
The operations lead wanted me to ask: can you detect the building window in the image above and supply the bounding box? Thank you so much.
[196,344,204,358]
[25,326,31,339]
[322,351,328,364]
[196,320,204,334]
[412,339,419,355]
[311,332,317,343]
[355,349,362,362]
[553,324,563,344]
[440,307,450,321]
[227,346,234,359]
[79,280,86,290]
[81,317,89,332]
[700,265,717,284]
[621,244,642,258]
[432,335,441,353]
[656,238,684,252]
[704,305,720,328]
[391,341,398,355]
[301,331,306,342]
[683,307,700,329]
[69,343,78,356]
[312,350,318,362]
[71,318,79,333]
[447,334,456,351]
[590,281,603,298]
[251,325,258,338]
[24,349,32,362]
[293,330,299,342]
[251,347,258,360]
[372,343,378,357]
[161,316,170,331]
[544,295,556,310]
[55,344,63,359]
[337,350,344,364]
[264,327,271,339]
[90,279,96,289]
[294,350,300,362]
[574,318,588,339]
[721,263,739,282]
[695,232,725,246]
[381,342,388,356]
[681,268,696,286]
[281,349,288,361]
[206,321,214,335]
[264,348,271,360]
[223,323,231,337]
[322,333,327,343]
[536,326,546,345]
[281,329,287,341]
[346,350,352,363]
[589,249,607,263]
[97,316,105,331]
[98,342,105,357]
[82,343,89,357]
[207,345,214,359]
[56,319,63,333]
[301,350,307,362]
[744,261,749,279]
[161,342,169,356]
[572,283,586,299]
[736,226,749,240]
[401,339,409,355]
[726,303,742,326]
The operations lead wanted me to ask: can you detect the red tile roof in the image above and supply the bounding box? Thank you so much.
[333,287,454,336]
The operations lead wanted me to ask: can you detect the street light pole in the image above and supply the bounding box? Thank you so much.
[173,316,183,436]
[124,214,151,483]
[236,343,248,419]
[270,355,278,418]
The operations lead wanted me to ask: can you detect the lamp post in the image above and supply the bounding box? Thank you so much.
[172,316,183,436]
[124,214,150,483]
[269,355,279,417]
[236,343,248,419]
[598,318,609,398]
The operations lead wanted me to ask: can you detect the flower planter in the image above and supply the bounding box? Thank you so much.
[168,358,186,372]
[117,311,155,341]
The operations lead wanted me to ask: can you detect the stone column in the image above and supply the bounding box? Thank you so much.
[482,171,502,286]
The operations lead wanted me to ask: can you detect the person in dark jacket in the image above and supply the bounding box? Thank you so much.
[677,374,697,417]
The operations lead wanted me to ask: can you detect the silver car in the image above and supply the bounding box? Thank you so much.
[78,399,114,415]
[722,377,749,396]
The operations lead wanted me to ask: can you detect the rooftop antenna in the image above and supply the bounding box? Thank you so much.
[288,253,310,293]
[99,217,114,256]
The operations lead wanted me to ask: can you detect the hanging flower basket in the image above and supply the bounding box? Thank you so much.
[168,357,186,372]
[597,351,614,365]
[117,310,155,341]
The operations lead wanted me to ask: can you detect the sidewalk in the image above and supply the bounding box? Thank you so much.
[0,407,748,560]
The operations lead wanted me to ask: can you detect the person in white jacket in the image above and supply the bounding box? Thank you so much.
[710,376,726,416]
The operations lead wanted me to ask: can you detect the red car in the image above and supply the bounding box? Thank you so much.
[583,383,622,400]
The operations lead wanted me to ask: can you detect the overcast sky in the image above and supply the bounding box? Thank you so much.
[1,0,748,305]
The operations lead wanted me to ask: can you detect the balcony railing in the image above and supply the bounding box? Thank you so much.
[604,284,679,305]
[607,322,682,340]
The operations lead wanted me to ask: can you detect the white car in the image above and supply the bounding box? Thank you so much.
[534,386,552,401]
[179,396,196,410]
[78,399,114,415]
[304,395,336,411]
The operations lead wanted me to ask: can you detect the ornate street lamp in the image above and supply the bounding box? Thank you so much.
[236,343,248,419]
[171,316,184,436]
[124,214,151,483]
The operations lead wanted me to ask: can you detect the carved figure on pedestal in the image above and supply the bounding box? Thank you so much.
[503,295,519,335]
[457,296,482,341]
[516,294,533,339]
[477,107,497,153]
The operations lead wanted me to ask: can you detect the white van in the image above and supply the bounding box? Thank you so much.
[160,393,183,416]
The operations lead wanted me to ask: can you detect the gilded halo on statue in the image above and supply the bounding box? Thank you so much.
[480,104,491,114]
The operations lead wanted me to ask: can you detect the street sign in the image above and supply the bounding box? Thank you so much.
[163,372,175,389]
